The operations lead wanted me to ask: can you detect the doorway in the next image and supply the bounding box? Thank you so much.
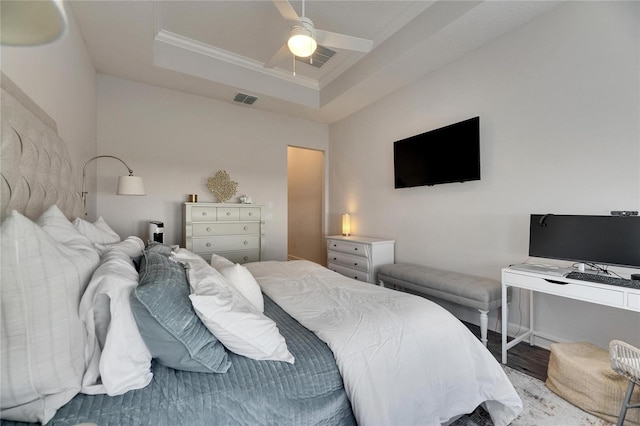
[287,146,324,265]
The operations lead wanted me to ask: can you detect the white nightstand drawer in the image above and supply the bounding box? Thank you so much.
[217,207,240,221]
[217,250,260,264]
[240,208,261,220]
[327,250,370,272]
[328,263,371,283]
[326,236,394,284]
[193,235,259,253]
[191,206,218,221]
[192,222,259,236]
[327,240,369,257]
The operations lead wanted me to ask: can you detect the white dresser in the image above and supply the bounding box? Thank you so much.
[183,202,262,264]
[326,235,395,284]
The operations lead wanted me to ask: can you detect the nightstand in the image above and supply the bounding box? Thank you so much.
[326,235,395,284]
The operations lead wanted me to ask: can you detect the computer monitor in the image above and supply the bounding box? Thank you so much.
[529,214,640,268]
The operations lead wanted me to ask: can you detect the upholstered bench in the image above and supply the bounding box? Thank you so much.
[377,263,508,347]
[546,341,640,425]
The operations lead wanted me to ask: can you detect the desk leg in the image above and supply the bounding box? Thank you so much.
[529,288,535,346]
[501,282,508,364]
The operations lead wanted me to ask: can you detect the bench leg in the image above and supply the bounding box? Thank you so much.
[479,309,489,347]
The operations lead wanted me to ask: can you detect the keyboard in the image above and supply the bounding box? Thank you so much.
[566,271,640,289]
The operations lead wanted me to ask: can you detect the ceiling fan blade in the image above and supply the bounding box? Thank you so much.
[271,0,300,24]
[315,30,373,53]
[264,43,291,69]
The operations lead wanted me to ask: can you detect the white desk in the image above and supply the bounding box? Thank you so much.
[501,267,640,364]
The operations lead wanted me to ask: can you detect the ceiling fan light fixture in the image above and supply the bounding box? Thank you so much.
[1,0,67,45]
[287,27,317,58]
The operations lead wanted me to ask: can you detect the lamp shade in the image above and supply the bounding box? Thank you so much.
[117,175,146,196]
[342,213,351,237]
[1,0,66,45]
[287,28,317,58]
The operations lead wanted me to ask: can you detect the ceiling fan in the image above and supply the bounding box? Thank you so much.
[264,0,374,69]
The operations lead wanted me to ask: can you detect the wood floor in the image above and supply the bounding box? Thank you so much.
[464,322,550,382]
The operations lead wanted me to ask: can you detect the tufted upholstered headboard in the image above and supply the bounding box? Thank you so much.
[1,73,83,222]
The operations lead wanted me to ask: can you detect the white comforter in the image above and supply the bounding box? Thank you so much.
[245,260,522,426]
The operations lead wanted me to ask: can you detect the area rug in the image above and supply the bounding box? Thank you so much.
[452,366,613,425]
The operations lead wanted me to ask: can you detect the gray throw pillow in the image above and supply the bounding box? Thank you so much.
[145,241,174,256]
[131,251,231,373]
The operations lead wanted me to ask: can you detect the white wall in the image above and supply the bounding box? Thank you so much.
[1,2,97,199]
[329,1,640,348]
[96,75,328,260]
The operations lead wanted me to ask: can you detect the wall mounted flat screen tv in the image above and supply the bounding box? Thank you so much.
[394,116,480,188]
[529,214,640,268]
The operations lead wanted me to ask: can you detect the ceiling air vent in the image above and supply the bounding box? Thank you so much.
[233,93,258,105]
[295,45,336,68]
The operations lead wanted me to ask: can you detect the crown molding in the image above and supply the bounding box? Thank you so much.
[155,29,319,91]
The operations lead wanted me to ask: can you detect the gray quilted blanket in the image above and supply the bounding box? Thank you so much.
[2,296,355,426]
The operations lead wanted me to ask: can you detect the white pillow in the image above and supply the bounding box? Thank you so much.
[1,206,100,423]
[38,204,93,246]
[172,249,230,292]
[219,263,264,312]
[74,216,121,245]
[183,256,294,363]
[102,236,145,258]
[173,247,205,263]
[210,252,234,270]
[80,248,153,396]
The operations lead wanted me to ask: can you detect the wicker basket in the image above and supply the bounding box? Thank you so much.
[546,341,640,426]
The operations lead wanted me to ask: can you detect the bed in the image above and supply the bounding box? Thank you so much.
[0,73,522,426]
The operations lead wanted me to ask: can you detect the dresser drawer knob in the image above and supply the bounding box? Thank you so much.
[248,212,253,216]
[202,212,207,216]
[354,263,358,266]
[354,248,358,251]
[244,226,248,231]
[206,243,211,248]
[243,240,248,245]
[333,257,337,261]
[226,212,231,216]
[206,227,212,232]
[243,256,249,261]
